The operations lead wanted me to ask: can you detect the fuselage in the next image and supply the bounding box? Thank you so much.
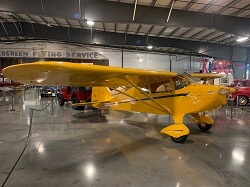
[102,83,228,116]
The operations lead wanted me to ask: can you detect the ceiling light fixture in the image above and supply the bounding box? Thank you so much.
[147,45,153,49]
[236,36,248,42]
[87,20,94,26]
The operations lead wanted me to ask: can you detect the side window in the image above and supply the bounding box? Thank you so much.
[150,81,173,93]
[238,81,246,87]
[165,81,173,92]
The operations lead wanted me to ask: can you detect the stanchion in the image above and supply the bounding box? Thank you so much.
[28,108,33,137]
[9,93,15,111]
[3,91,6,104]
[230,99,233,119]
[51,99,54,116]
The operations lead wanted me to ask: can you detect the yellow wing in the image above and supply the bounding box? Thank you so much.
[3,61,177,87]
[190,73,223,79]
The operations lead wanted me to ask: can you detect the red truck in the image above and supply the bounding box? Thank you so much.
[58,86,92,109]
[229,80,250,106]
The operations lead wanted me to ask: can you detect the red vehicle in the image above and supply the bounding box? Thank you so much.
[58,86,92,109]
[229,80,250,106]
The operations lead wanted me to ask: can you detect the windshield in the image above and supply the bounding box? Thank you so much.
[183,74,197,84]
[173,76,188,90]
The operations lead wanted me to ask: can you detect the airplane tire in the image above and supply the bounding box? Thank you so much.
[198,123,212,131]
[171,135,187,143]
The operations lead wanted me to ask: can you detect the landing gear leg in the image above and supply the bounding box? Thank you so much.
[190,113,214,131]
[160,114,189,143]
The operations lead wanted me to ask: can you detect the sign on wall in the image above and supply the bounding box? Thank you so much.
[202,58,232,74]
[0,49,107,60]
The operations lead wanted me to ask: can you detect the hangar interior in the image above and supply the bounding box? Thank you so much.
[0,0,250,186]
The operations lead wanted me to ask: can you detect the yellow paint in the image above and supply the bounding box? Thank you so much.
[160,124,190,138]
[2,62,234,142]
[190,114,214,126]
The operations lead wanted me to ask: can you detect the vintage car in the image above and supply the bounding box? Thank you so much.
[40,86,56,97]
[58,86,92,109]
[229,80,250,106]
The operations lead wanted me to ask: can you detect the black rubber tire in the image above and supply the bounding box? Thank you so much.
[98,109,102,116]
[58,94,65,106]
[198,123,212,131]
[236,96,249,106]
[72,96,80,110]
[171,135,187,143]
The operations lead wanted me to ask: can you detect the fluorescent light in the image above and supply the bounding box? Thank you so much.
[236,36,248,42]
[147,45,153,49]
[87,20,94,26]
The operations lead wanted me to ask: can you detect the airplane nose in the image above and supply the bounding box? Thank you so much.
[218,87,236,95]
[218,88,229,95]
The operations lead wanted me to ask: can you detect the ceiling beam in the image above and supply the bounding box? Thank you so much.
[25,14,37,23]
[146,25,155,35]
[157,26,167,37]
[216,0,241,14]
[53,18,62,27]
[200,0,219,12]
[0,22,236,60]
[210,33,227,41]
[184,0,197,11]
[189,29,207,38]
[200,30,219,40]
[0,0,250,36]
[169,27,181,37]
[65,19,72,27]
[150,0,157,6]
[0,16,8,22]
[103,22,105,32]
[135,25,142,35]
[178,28,196,38]
[230,4,250,16]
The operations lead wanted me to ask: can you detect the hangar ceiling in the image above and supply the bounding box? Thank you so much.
[0,0,249,58]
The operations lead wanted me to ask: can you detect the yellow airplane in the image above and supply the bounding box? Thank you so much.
[3,61,235,143]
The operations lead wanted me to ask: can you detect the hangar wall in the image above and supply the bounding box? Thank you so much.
[89,47,202,73]
[0,41,204,73]
[0,41,248,79]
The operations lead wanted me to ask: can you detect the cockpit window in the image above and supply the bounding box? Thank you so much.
[150,81,173,93]
[173,77,188,90]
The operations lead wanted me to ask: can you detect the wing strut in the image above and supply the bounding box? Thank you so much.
[113,88,168,114]
[120,75,174,115]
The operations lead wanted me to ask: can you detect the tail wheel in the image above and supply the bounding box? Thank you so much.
[72,96,80,110]
[198,122,212,131]
[171,135,187,143]
[236,96,249,106]
[58,94,65,106]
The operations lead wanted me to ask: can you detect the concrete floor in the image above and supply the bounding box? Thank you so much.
[0,89,250,187]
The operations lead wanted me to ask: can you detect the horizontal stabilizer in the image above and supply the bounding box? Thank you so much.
[72,101,110,107]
